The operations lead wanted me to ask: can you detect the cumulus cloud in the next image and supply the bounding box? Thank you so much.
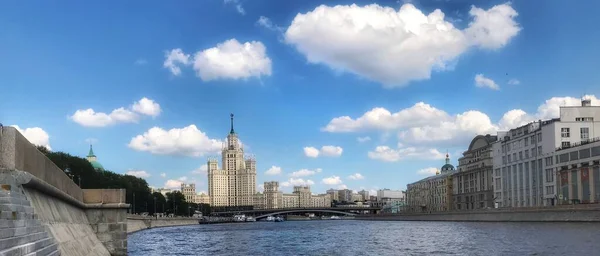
[417,167,438,176]
[474,74,500,90]
[324,95,600,148]
[257,16,283,32]
[164,179,183,190]
[322,176,343,185]
[224,0,245,15]
[303,146,320,158]
[348,173,365,180]
[70,97,161,127]
[11,125,52,150]
[265,166,282,175]
[368,146,446,162]
[357,136,371,143]
[285,3,519,87]
[126,170,151,178]
[164,39,272,82]
[281,178,315,187]
[191,164,208,175]
[303,145,343,157]
[128,125,224,157]
[163,48,191,76]
[290,168,322,177]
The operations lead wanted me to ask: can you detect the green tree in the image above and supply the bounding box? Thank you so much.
[165,191,190,216]
[148,192,167,215]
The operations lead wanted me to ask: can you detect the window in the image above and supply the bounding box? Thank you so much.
[581,127,589,140]
[561,128,570,138]
[502,145,506,153]
[532,148,537,157]
[545,169,554,182]
[508,155,512,163]
[546,186,555,195]
[537,133,542,142]
[525,150,529,159]
[562,141,570,148]
[576,117,594,122]
[538,146,542,155]
[545,157,553,166]
[519,151,523,160]
[513,153,517,161]
[525,138,529,147]
[502,156,507,164]
[507,143,511,151]
[531,135,536,144]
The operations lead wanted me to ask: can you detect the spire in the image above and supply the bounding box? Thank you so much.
[445,151,450,165]
[88,144,95,157]
[229,113,235,134]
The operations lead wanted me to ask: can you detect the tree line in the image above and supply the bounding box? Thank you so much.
[36,146,211,216]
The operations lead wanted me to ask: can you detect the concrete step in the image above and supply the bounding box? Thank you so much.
[0,204,35,214]
[22,241,58,256]
[0,211,37,221]
[0,237,55,256]
[0,220,40,229]
[0,226,46,239]
[0,198,31,207]
[0,232,49,251]
[0,192,28,201]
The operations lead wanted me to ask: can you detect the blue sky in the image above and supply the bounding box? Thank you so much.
[2,0,600,194]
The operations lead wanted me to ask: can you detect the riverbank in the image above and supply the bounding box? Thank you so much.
[354,205,600,222]
[127,216,199,233]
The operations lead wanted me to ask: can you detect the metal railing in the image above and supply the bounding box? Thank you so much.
[556,137,600,151]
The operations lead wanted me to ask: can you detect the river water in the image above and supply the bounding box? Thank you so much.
[128,220,600,255]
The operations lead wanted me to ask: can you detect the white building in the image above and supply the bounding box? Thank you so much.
[181,183,196,203]
[551,140,600,204]
[208,114,257,208]
[377,189,405,202]
[358,190,370,201]
[493,99,600,207]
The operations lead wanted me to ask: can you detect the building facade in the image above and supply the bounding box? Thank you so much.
[551,140,600,204]
[194,193,210,205]
[377,189,405,202]
[454,135,497,210]
[406,154,456,212]
[358,190,370,201]
[494,99,600,207]
[281,186,331,208]
[208,114,257,208]
[337,189,353,203]
[181,183,196,203]
[326,189,339,203]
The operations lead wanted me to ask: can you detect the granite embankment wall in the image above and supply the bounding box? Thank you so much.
[127,217,199,233]
[0,126,129,255]
[355,205,600,222]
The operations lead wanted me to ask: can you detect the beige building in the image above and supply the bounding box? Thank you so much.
[407,154,457,212]
[351,193,363,202]
[337,189,353,202]
[311,194,332,207]
[326,189,338,202]
[453,135,497,210]
[208,114,257,207]
[194,193,210,205]
[358,190,370,201]
[151,188,172,198]
[281,186,331,208]
[254,181,283,209]
[181,183,196,203]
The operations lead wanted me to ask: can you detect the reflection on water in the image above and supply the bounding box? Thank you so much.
[128,220,600,256]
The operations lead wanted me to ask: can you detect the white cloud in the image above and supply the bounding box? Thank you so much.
[357,136,371,143]
[265,166,282,175]
[465,3,521,50]
[191,164,208,175]
[224,0,245,15]
[178,176,188,182]
[508,79,520,85]
[258,184,265,192]
[324,95,600,148]
[320,145,343,157]
[160,173,166,178]
[281,178,315,187]
[257,16,283,32]
[337,184,348,190]
[348,173,365,180]
[322,176,343,185]
[290,168,322,177]
[132,97,161,117]
[193,39,271,81]
[285,3,519,87]
[368,146,445,162]
[126,170,151,178]
[128,125,224,157]
[303,146,320,158]
[416,167,438,176]
[474,74,500,90]
[70,97,160,127]
[163,48,190,76]
[11,125,52,150]
[164,179,183,190]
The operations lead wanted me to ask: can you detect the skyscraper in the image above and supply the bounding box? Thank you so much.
[208,114,257,208]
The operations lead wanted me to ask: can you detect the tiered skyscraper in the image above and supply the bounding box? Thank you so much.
[208,114,257,207]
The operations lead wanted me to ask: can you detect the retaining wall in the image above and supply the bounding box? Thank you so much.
[0,127,130,255]
[355,206,600,222]
[127,217,198,233]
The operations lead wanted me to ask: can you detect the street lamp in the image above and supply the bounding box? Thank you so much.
[154,196,157,215]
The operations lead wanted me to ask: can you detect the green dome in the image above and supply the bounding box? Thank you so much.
[441,163,455,172]
[90,160,105,171]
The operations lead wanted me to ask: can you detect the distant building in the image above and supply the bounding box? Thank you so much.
[358,190,370,201]
[86,145,105,171]
[337,189,353,202]
[552,140,600,205]
[376,189,405,202]
[263,181,283,209]
[454,134,497,210]
[151,188,172,198]
[351,193,363,202]
[406,154,457,212]
[208,114,257,208]
[280,186,331,208]
[195,193,210,205]
[181,183,196,203]
[326,189,339,202]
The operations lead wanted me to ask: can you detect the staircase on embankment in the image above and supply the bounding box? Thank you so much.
[0,186,59,256]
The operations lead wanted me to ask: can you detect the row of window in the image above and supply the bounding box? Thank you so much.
[502,146,543,164]
[560,127,590,139]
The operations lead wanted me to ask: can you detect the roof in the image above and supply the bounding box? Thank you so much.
[441,163,455,170]
[90,160,104,171]
[408,169,457,186]
[87,145,95,157]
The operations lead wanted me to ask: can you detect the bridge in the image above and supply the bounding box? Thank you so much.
[212,207,381,218]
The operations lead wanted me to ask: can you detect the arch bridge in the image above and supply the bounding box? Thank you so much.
[211,207,380,218]
[255,209,356,219]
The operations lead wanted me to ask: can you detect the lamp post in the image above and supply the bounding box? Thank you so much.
[154,196,157,215]
[133,192,136,214]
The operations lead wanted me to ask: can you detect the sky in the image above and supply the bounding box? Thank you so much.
[2,0,600,195]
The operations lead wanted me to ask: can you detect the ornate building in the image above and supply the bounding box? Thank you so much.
[406,153,457,212]
[453,135,497,210]
[181,183,196,203]
[86,145,105,171]
[208,114,257,208]
[281,186,331,208]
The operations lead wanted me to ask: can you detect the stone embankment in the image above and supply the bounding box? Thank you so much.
[355,205,600,222]
[127,216,199,233]
[0,127,129,255]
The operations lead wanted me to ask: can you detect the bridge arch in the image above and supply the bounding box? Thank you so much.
[255,209,356,219]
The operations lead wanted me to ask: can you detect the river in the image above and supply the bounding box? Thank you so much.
[128,220,600,255]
